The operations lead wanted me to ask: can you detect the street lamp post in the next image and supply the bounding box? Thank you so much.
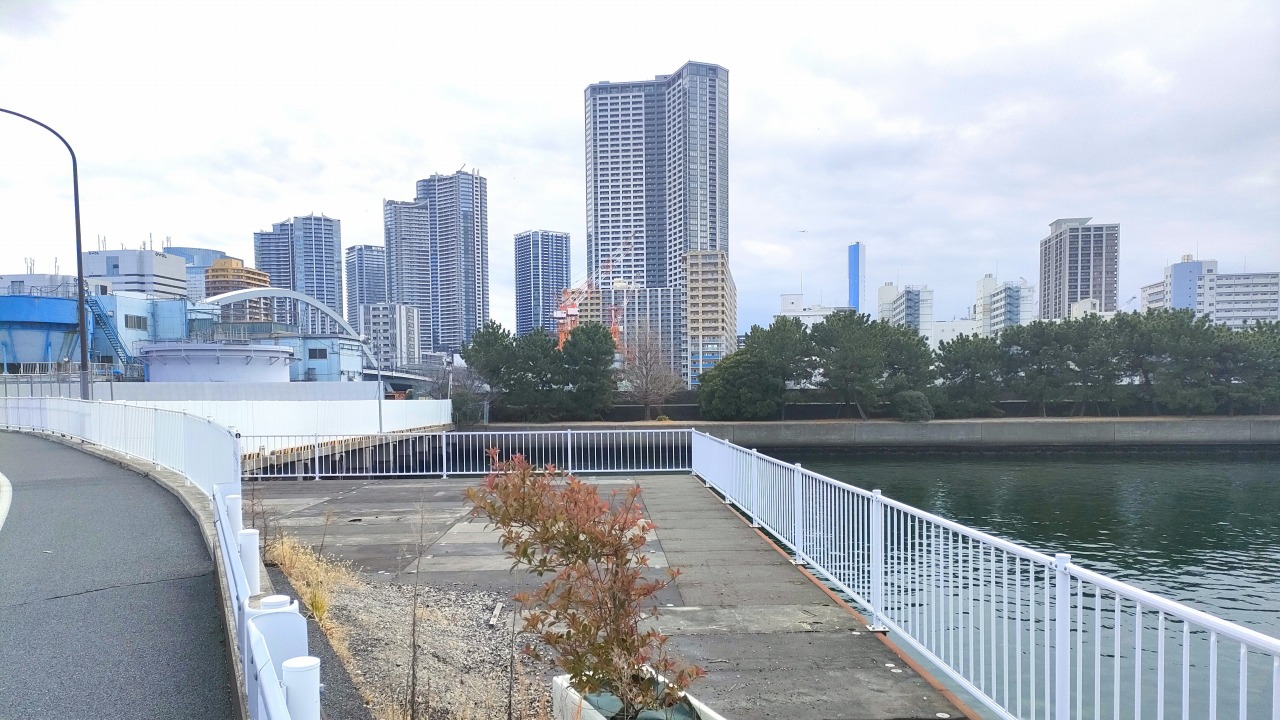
[363,335,384,433]
[0,108,91,400]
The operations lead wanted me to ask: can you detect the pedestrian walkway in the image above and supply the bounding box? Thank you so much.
[256,472,969,720]
[0,432,233,719]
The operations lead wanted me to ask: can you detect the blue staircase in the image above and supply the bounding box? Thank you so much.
[84,292,138,366]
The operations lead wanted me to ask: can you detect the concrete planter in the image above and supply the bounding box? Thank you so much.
[551,674,727,720]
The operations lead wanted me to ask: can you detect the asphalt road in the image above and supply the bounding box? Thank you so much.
[0,432,233,719]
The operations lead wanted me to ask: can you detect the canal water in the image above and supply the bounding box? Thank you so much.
[770,450,1280,718]
[772,451,1280,639]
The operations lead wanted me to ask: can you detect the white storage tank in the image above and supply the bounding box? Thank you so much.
[138,343,295,383]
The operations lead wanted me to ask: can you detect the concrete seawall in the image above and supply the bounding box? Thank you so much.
[485,417,1280,450]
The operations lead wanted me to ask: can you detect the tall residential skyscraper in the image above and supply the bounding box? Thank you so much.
[514,230,570,336]
[345,245,387,325]
[385,170,489,355]
[585,61,734,385]
[253,214,342,332]
[1038,218,1119,320]
[847,243,866,312]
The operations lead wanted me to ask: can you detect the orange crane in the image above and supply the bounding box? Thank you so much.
[555,237,634,350]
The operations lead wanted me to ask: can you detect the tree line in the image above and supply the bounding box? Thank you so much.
[699,310,1280,421]
[459,311,1280,423]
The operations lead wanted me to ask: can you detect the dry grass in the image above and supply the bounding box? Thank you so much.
[253,492,556,720]
[266,531,358,666]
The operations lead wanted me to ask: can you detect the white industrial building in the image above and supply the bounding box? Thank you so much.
[82,249,188,299]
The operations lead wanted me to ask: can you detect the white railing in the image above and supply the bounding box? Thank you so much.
[0,397,321,720]
[241,428,693,479]
[690,430,1280,720]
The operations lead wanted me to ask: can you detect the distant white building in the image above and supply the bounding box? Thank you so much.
[358,303,421,371]
[1069,298,1118,320]
[776,293,851,328]
[82,249,188,299]
[974,274,1034,338]
[1201,271,1280,328]
[931,318,979,349]
[878,283,934,337]
[1140,255,1279,329]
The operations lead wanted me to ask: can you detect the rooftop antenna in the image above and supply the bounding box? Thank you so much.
[24,257,34,274]
[53,258,59,275]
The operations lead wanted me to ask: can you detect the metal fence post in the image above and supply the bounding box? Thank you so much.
[1054,553,1072,720]
[748,449,760,525]
[792,463,805,564]
[869,489,888,631]
[312,433,320,481]
[439,432,449,478]
[565,428,574,475]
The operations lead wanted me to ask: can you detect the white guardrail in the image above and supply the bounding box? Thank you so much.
[241,428,693,479]
[0,397,320,720]
[690,431,1280,720]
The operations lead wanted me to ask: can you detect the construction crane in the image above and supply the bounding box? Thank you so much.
[555,237,634,350]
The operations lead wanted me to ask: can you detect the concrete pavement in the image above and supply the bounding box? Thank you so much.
[253,472,969,720]
[0,432,233,719]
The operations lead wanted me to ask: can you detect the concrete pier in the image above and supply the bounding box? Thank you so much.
[253,472,970,720]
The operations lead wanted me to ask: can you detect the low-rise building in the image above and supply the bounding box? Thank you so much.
[82,249,189,299]
[776,294,852,328]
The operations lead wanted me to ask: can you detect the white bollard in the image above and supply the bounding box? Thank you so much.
[281,656,322,720]
[239,528,261,596]
[225,494,242,535]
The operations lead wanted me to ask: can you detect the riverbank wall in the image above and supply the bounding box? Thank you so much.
[481,416,1280,451]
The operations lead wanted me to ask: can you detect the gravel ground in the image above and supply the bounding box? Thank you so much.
[327,579,554,720]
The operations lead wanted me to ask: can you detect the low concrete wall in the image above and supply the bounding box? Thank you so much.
[484,417,1280,450]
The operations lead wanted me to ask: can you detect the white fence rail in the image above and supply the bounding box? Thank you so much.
[0,397,320,720]
[241,428,693,479]
[690,430,1280,720]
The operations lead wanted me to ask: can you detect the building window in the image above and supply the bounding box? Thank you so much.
[308,348,328,360]
[124,314,148,331]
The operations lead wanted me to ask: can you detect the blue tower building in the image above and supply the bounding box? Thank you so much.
[514,230,570,336]
[848,243,866,312]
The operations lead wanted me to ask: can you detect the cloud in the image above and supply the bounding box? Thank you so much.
[0,0,65,36]
[0,0,1275,334]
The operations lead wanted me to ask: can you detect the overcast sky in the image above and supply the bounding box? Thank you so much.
[1,0,1276,331]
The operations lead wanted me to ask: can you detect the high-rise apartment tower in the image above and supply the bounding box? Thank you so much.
[253,214,342,332]
[345,245,387,325]
[384,170,489,355]
[1038,218,1119,321]
[585,61,734,385]
[514,230,570,336]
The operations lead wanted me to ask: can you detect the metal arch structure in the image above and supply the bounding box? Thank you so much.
[204,288,359,337]
[202,288,376,365]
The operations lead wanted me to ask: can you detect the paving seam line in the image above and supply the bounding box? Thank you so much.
[6,429,250,720]
[689,472,982,720]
